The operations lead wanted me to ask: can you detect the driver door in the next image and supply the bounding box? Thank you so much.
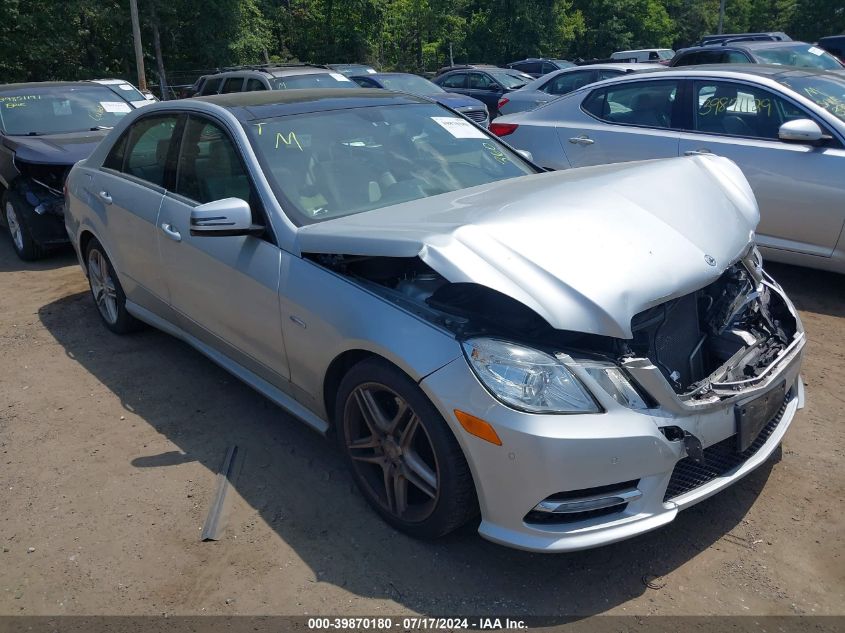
[156,114,289,384]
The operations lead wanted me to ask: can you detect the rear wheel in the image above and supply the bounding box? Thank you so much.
[85,238,142,334]
[3,191,45,261]
[336,358,478,538]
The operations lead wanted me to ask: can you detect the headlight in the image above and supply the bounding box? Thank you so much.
[461,338,600,414]
[582,363,649,410]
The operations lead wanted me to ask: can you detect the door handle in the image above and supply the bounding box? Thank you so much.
[684,149,713,156]
[160,222,182,242]
[568,135,595,145]
[97,191,112,205]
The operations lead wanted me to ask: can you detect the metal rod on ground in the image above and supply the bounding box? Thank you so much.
[129,0,147,91]
[201,445,241,541]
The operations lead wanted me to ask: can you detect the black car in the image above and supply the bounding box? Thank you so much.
[818,35,845,63]
[504,58,575,78]
[432,68,531,116]
[670,40,845,71]
[0,82,135,260]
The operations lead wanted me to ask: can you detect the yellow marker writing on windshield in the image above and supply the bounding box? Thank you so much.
[276,131,303,151]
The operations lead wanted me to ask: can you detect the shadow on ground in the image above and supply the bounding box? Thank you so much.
[35,284,793,619]
[765,262,845,319]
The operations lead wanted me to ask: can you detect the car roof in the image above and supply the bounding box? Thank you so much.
[614,48,673,53]
[567,62,665,71]
[683,40,814,53]
[0,81,108,91]
[589,64,844,83]
[192,88,430,120]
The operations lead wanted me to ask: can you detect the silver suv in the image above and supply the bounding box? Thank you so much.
[192,63,356,96]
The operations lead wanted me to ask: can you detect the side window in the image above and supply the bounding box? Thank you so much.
[469,73,496,89]
[648,51,660,60]
[597,69,623,81]
[723,50,750,63]
[119,115,179,187]
[541,62,558,74]
[245,78,266,91]
[520,62,542,75]
[221,77,244,93]
[175,117,255,208]
[673,52,699,66]
[699,51,724,64]
[441,73,466,89]
[583,80,680,129]
[693,80,802,140]
[103,131,129,171]
[545,70,596,95]
[199,77,222,96]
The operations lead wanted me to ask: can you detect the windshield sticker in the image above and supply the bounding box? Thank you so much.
[329,72,351,82]
[431,116,487,139]
[118,84,134,91]
[366,69,377,74]
[0,95,41,105]
[808,46,825,56]
[100,101,132,113]
[482,141,509,164]
[53,100,72,116]
[275,131,303,151]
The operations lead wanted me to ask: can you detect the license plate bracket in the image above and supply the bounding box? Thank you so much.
[735,382,785,453]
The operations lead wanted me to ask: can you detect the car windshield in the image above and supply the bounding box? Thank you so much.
[97,81,146,103]
[270,73,355,89]
[378,74,444,94]
[553,60,576,68]
[778,75,845,123]
[247,103,534,225]
[753,44,844,70]
[490,71,527,88]
[657,50,675,60]
[0,85,132,135]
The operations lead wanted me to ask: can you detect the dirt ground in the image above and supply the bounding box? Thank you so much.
[0,236,843,620]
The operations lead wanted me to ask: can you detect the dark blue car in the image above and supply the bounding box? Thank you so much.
[350,72,489,126]
[432,68,530,116]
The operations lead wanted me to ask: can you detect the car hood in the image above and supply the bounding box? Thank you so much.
[433,92,487,109]
[296,155,759,339]
[1,129,109,166]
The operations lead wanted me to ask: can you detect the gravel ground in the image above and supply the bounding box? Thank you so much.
[0,238,842,619]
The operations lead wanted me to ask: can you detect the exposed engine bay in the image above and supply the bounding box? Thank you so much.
[12,160,68,216]
[308,250,799,402]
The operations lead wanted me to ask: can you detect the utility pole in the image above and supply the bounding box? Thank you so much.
[129,0,147,91]
[449,41,454,67]
[717,0,726,35]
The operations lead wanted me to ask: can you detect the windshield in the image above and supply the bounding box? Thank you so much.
[0,85,132,135]
[378,74,444,94]
[553,60,576,68]
[778,75,845,123]
[657,49,675,60]
[490,71,527,88]
[270,73,355,89]
[753,44,844,70]
[247,103,534,225]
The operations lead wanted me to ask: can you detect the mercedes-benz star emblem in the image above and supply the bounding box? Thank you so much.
[704,254,717,267]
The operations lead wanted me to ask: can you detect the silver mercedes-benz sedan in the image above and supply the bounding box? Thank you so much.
[64,89,805,552]
[491,65,845,274]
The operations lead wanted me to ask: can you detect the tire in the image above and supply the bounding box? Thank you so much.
[335,357,478,539]
[84,238,142,334]
[3,190,46,261]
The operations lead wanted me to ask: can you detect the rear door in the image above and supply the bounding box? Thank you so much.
[678,78,845,256]
[467,72,504,111]
[155,114,289,384]
[438,72,468,96]
[88,113,181,311]
[558,78,684,167]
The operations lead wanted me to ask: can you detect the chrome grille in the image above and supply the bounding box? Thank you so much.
[663,389,792,502]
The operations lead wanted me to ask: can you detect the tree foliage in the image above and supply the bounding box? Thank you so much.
[0,0,842,87]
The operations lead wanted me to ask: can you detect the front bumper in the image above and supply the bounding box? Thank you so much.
[14,180,69,246]
[419,303,806,553]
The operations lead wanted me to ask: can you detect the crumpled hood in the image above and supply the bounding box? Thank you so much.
[297,155,759,339]
[2,129,108,166]
[433,92,487,110]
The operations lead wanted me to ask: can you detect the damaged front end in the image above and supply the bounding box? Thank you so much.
[13,159,68,218]
[308,244,802,411]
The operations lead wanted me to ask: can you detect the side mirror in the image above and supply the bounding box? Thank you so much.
[778,118,827,143]
[190,198,264,237]
[516,149,534,162]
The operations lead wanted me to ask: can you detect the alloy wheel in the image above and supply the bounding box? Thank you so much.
[5,201,23,252]
[344,383,440,522]
[87,248,119,325]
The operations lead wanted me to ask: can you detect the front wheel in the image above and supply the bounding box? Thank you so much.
[336,358,478,539]
[85,238,142,334]
[3,191,45,261]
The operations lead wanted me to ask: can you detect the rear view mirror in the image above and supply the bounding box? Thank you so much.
[778,119,827,143]
[190,198,264,237]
